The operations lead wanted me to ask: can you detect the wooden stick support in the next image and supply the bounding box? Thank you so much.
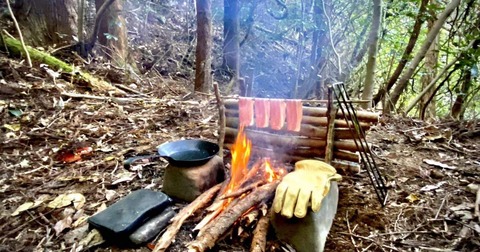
[213,83,225,158]
[325,87,336,164]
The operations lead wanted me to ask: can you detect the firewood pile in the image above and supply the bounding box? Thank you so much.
[223,99,379,172]
[153,128,287,252]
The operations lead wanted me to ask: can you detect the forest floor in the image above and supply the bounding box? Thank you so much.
[1,55,479,252]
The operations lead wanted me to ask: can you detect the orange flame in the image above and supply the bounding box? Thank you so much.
[226,125,251,194]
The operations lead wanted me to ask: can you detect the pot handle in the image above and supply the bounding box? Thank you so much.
[123,155,166,168]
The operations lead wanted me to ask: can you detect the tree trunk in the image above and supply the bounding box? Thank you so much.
[450,70,472,120]
[419,14,439,120]
[223,0,240,86]
[361,0,382,109]
[372,0,429,106]
[195,0,213,93]
[13,0,78,47]
[95,0,128,61]
[298,0,329,99]
[386,0,461,113]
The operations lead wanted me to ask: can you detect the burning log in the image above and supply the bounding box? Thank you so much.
[226,144,360,163]
[226,118,359,139]
[219,181,264,200]
[224,99,379,123]
[187,181,280,252]
[226,110,372,129]
[250,208,271,252]
[225,127,364,152]
[152,183,222,252]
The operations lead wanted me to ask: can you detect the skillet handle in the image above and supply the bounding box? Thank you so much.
[123,155,162,168]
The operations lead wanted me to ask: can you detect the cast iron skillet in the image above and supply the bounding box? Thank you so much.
[124,139,219,168]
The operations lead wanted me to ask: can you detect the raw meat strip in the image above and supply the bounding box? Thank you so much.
[254,98,270,128]
[269,99,286,130]
[286,99,303,132]
[239,97,254,126]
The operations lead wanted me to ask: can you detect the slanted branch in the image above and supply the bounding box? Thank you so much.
[187,181,279,252]
[153,184,222,252]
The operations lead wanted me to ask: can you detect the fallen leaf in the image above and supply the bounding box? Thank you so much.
[78,229,104,249]
[8,109,23,117]
[11,195,50,216]
[450,202,474,211]
[105,190,116,201]
[11,202,34,216]
[406,193,420,203]
[48,193,86,209]
[19,159,30,168]
[3,123,21,131]
[423,159,456,170]
[72,216,89,228]
[420,181,447,192]
[111,170,136,185]
[54,216,73,235]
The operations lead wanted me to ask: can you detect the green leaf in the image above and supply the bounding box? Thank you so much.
[8,109,23,117]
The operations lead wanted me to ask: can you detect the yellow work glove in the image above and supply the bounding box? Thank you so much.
[273,160,342,218]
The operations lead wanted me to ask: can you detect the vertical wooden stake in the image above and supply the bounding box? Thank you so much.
[214,83,225,158]
[325,86,337,164]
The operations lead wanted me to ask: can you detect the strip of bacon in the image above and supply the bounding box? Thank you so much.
[269,99,286,130]
[254,98,270,128]
[239,97,254,126]
[286,99,303,132]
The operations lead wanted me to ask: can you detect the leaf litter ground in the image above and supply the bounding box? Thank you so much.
[1,58,479,252]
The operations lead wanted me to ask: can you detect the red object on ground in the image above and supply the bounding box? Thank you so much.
[254,98,270,128]
[239,97,254,126]
[269,99,286,130]
[286,99,303,132]
[56,146,93,163]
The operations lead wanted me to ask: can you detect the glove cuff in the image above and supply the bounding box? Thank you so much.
[295,160,337,173]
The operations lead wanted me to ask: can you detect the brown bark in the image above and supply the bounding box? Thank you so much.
[450,69,472,120]
[419,12,439,120]
[225,118,360,139]
[224,143,360,163]
[95,0,128,60]
[13,0,78,47]
[372,0,429,106]
[224,99,379,123]
[152,184,222,252]
[223,0,240,81]
[325,89,336,163]
[194,0,213,93]
[250,209,271,252]
[225,127,361,152]
[225,110,372,129]
[332,160,361,173]
[361,0,382,109]
[187,182,279,252]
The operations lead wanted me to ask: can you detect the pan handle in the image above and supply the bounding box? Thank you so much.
[123,155,165,168]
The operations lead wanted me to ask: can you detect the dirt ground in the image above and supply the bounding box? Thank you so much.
[1,57,479,252]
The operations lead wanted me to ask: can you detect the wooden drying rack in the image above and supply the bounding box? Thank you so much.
[213,84,379,173]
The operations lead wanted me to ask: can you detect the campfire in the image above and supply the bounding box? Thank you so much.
[153,126,287,252]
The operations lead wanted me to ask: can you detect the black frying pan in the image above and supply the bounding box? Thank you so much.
[124,139,219,168]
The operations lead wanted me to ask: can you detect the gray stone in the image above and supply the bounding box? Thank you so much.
[162,155,224,202]
[271,182,339,252]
